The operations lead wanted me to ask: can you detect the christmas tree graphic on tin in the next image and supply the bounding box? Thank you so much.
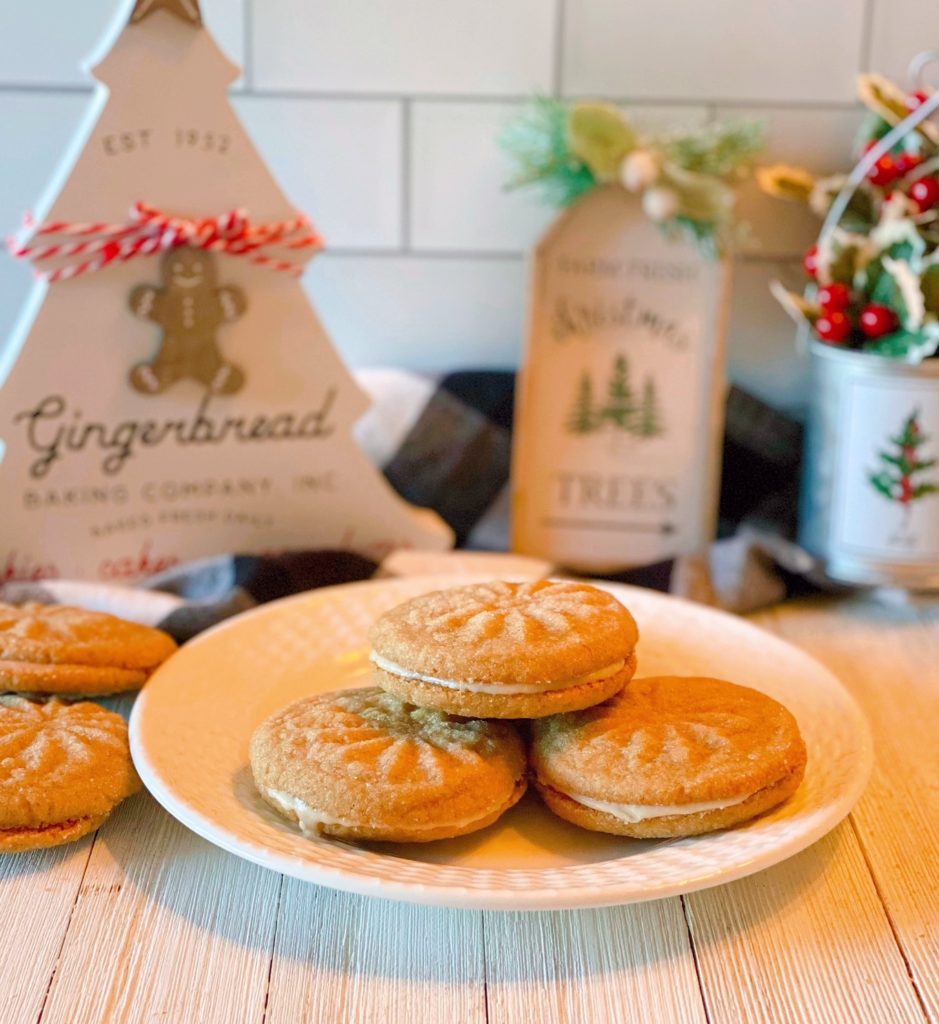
[869,409,939,540]
[565,354,664,438]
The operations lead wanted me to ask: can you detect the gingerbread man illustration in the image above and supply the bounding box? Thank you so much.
[128,245,247,395]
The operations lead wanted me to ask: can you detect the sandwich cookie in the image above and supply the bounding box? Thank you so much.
[532,676,806,838]
[368,580,638,718]
[250,687,527,843]
[0,696,141,852]
[0,602,177,696]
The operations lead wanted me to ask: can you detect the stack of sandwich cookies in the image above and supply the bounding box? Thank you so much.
[250,686,527,843]
[0,602,177,697]
[531,676,807,838]
[368,580,638,719]
[0,696,141,852]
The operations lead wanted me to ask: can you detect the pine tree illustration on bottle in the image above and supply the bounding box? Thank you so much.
[869,409,938,540]
[636,376,665,438]
[565,357,665,439]
[602,354,636,430]
[566,372,597,434]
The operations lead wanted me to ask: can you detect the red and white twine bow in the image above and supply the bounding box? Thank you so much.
[8,201,325,282]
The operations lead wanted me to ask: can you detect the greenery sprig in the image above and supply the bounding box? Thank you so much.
[761,72,939,360]
[501,99,763,258]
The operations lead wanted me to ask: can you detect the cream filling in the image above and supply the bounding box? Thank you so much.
[263,787,493,837]
[370,653,626,695]
[566,790,752,823]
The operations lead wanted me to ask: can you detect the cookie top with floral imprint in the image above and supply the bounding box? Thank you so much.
[368,580,638,686]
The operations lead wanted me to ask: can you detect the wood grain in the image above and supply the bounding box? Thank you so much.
[685,823,926,1024]
[265,882,486,1024]
[483,900,707,1023]
[1,595,936,1023]
[0,837,94,1024]
[760,597,939,1022]
[37,793,280,1024]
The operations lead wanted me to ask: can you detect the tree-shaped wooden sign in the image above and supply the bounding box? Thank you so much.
[1,0,450,583]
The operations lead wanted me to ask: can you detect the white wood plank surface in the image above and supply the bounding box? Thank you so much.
[0,836,94,1024]
[685,825,926,1024]
[38,793,280,1024]
[483,902,708,1024]
[760,598,939,1022]
[265,883,486,1024]
[0,596,936,1024]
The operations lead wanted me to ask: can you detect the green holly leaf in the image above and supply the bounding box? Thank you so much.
[922,265,939,315]
[914,482,939,498]
[866,326,939,360]
[869,264,908,318]
[567,104,635,181]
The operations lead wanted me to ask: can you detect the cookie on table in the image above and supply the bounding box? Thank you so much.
[251,686,527,843]
[531,676,807,838]
[368,580,638,719]
[0,602,177,696]
[0,696,141,852]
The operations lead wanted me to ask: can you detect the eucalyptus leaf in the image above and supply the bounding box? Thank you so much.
[567,104,635,181]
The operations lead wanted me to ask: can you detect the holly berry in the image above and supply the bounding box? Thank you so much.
[910,175,939,212]
[817,283,852,312]
[868,155,900,187]
[906,90,931,111]
[815,310,852,344]
[895,151,924,176]
[803,245,820,279]
[860,304,899,338]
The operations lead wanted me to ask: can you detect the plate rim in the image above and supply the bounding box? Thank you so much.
[130,574,874,911]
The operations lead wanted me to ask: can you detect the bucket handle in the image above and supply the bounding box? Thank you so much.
[819,51,939,246]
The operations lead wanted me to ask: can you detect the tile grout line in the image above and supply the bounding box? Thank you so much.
[0,82,863,112]
[35,833,99,1024]
[242,0,254,91]
[401,98,412,252]
[847,815,932,1023]
[859,0,876,75]
[552,0,566,97]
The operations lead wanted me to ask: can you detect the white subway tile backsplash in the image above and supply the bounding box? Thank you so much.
[0,91,91,232]
[0,0,895,410]
[0,264,37,369]
[563,0,865,103]
[868,0,939,87]
[251,0,556,95]
[0,0,245,87]
[234,97,402,249]
[727,259,809,414]
[721,106,866,257]
[410,102,554,253]
[410,102,710,253]
[304,255,526,370]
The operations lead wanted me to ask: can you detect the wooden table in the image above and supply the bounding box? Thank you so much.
[2,594,937,1024]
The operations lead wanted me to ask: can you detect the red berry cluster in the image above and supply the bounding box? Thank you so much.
[861,92,939,209]
[801,257,900,345]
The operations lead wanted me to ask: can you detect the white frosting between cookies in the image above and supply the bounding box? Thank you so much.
[566,791,752,823]
[369,654,627,695]
[263,786,492,838]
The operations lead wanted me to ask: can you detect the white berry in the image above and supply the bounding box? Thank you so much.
[619,150,660,192]
[642,186,680,222]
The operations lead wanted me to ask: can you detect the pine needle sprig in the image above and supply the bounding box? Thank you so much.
[500,97,597,207]
[661,120,765,180]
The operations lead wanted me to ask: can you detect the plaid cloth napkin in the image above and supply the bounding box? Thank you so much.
[0,370,834,641]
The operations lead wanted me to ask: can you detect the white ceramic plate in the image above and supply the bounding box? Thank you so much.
[130,575,873,911]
